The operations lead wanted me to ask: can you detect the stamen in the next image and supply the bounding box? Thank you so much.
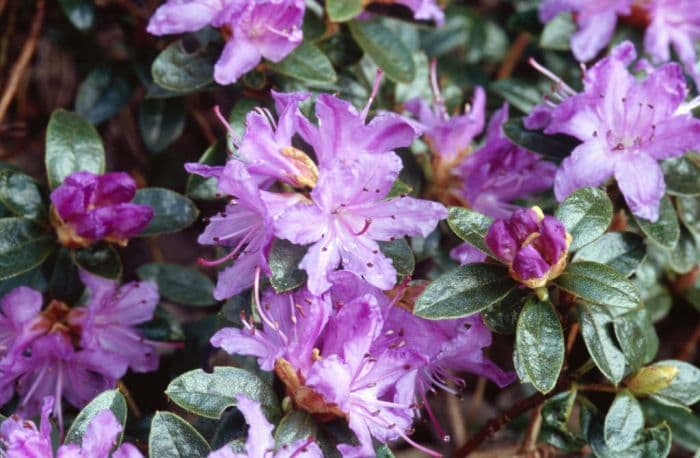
[420,381,450,443]
[429,59,447,119]
[361,69,384,121]
[197,231,253,267]
[213,105,241,148]
[351,218,372,236]
[528,58,576,96]
[254,266,288,344]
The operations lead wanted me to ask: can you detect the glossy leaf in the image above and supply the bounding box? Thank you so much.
[151,40,216,93]
[137,263,215,306]
[65,390,127,444]
[613,309,658,371]
[378,238,415,276]
[133,188,198,236]
[481,289,527,334]
[274,411,317,448]
[415,263,516,319]
[326,0,362,22]
[446,207,492,255]
[555,187,613,251]
[662,155,700,196]
[642,400,700,452]
[58,0,95,31]
[0,170,46,220]
[268,239,308,293]
[540,13,574,50]
[185,142,226,200]
[72,243,122,279]
[604,390,644,451]
[269,42,338,84]
[572,232,645,277]
[0,218,54,281]
[348,20,415,83]
[45,109,105,189]
[503,118,579,163]
[578,303,626,384]
[677,195,700,235]
[75,67,131,125]
[149,411,211,458]
[515,298,564,392]
[633,196,680,250]
[648,359,700,407]
[139,98,187,153]
[666,225,698,274]
[489,79,542,114]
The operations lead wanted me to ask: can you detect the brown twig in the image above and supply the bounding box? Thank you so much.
[519,403,543,454]
[676,323,700,362]
[566,322,579,355]
[497,33,530,80]
[117,380,143,418]
[0,0,44,125]
[576,383,618,393]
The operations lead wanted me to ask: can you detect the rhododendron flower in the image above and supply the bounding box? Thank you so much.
[147,0,305,85]
[276,153,447,294]
[538,0,633,62]
[0,396,143,458]
[209,395,321,458]
[0,287,45,358]
[486,207,570,289]
[529,41,700,222]
[50,171,153,248]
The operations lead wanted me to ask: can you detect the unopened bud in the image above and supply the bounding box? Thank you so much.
[625,365,679,397]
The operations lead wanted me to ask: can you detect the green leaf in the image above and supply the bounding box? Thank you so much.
[0,170,46,219]
[515,298,564,393]
[0,218,54,281]
[326,0,362,22]
[648,359,700,407]
[45,109,105,189]
[139,98,187,153]
[604,390,644,451]
[503,118,579,163]
[555,187,613,251]
[378,238,415,276]
[268,240,308,293]
[446,207,492,255]
[578,303,627,384]
[137,263,215,306]
[65,390,127,444]
[662,155,700,196]
[632,196,680,250]
[165,367,279,419]
[613,309,658,371]
[269,42,337,84]
[573,232,645,277]
[58,0,95,31]
[140,306,185,342]
[540,13,574,50]
[677,195,700,235]
[274,411,317,448]
[642,400,700,452]
[375,444,395,458]
[72,243,122,279]
[540,390,585,451]
[185,142,227,200]
[149,412,211,458]
[348,20,415,83]
[489,79,542,114]
[151,40,216,93]
[555,261,641,313]
[75,66,131,125]
[414,263,516,319]
[133,188,198,236]
[666,225,698,274]
[481,289,527,334]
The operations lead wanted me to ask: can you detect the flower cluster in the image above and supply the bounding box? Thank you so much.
[211,272,514,456]
[0,272,161,429]
[0,396,142,458]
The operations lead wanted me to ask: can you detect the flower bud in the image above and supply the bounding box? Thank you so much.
[625,365,679,397]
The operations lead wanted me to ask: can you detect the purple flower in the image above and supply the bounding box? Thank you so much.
[208,395,322,458]
[147,0,305,85]
[0,287,45,358]
[275,153,447,294]
[458,104,556,220]
[388,0,445,25]
[449,242,487,266]
[533,41,700,222]
[486,207,570,288]
[539,0,633,62]
[0,396,53,458]
[50,171,153,248]
[56,409,143,458]
[644,0,700,86]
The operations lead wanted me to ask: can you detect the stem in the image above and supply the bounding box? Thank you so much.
[566,322,579,355]
[497,33,530,80]
[520,404,543,453]
[572,359,596,379]
[576,383,618,393]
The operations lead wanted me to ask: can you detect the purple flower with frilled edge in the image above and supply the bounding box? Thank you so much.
[56,409,143,458]
[538,0,633,62]
[0,396,53,458]
[275,153,447,295]
[644,0,700,86]
[147,0,305,85]
[49,171,153,248]
[529,41,700,222]
[459,104,556,220]
[486,207,571,289]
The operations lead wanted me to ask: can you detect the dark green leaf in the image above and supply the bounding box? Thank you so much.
[151,40,216,93]
[414,263,516,319]
[139,98,187,153]
[149,412,211,458]
[555,187,613,251]
[75,67,131,124]
[58,0,95,31]
[662,155,700,196]
[386,179,413,198]
[604,390,644,451]
[667,225,698,274]
[613,309,658,371]
[555,261,642,313]
[489,79,542,114]
[65,390,127,444]
[137,263,215,306]
[578,303,626,384]
[540,389,586,451]
[446,207,492,255]
[268,240,307,293]
[165,367,279,419]
[539,13,574,50]
[133,188,199,236]
[326,0,363,22]
[378,238,415,276]
[677,195,700,235]
[375,444,395,457]
[140,306,185,342]
[573,232,645,277]
[0,267,47,297]
[48,247,81,302]
[0,170,46,219]
[648,359,700,407]
[348,20,415,83]
[481,289,527,334]
[633,196,680,250]
[186,142,227,200]
[515,298,564,392]
[636,423,672,458]
[503,118,579,163]
[269,42,337,84]
[72,243,122,279]
[0,218,54,281]
[642,399,700,452]
[274,411,317,448]
[45,109,105,189]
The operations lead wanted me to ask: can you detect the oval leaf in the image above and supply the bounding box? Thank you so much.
[45,109,105,189]
[642,400,700,452]
[269,239,308,293]
[268,42,337,84]
[65,390,127,444]
[149,411,210,458]
[502,118,579,163]
[139,98,187,153]
[604,390,644,451]
[0,218,54,281]
[578,303,626,384]
[632,196,680,250]
[326,0,362,22]
[555,187,613,252]
[0,170,46,219]
[613,309,658,371]
[415,263,516,319]
[348,20,415,83]
[662,155,700,196]
[274,411,317,448]
[75,66,131,125]
[151,40,216,93]
[515,298,564,393]
[447,207,492,256]
[72,243,122,279]
[58,0,95,31]
[378,238,415,277]
[133,188,198,236]
[186,142,227,201]
[572,232,646,277]
[137,263,215,306]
